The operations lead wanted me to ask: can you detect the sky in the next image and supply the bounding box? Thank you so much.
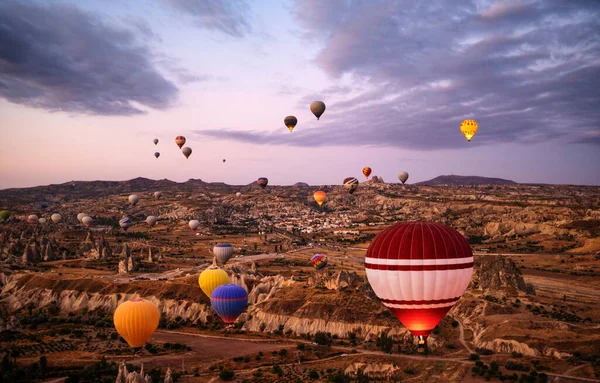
[1,0,599,189]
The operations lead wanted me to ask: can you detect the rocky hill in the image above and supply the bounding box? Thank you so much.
[417,175,517,186]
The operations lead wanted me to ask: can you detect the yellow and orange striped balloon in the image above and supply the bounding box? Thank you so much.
[313,190,326,206]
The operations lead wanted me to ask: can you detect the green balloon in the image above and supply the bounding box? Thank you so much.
[0,210,10,221]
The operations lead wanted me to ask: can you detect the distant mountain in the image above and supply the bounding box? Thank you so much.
[293,182,309,187]
[416,175,517,186]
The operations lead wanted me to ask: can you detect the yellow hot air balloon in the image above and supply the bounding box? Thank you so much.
[199,261,230,298]
[313,190,326,206]
[460,119,478,142]
[113,299,160,348]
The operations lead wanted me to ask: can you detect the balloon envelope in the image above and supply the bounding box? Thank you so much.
[460,119,478,142]
[311,254,328,270]
[189,219,200,232]
[0,210,10,221]
[213,243,234,264]
[211,284,248,324]
[175,135,186,148]
[182,147,192,159]
[119,217,132,231]
[363,167,372,178]
[27,214,39,223]
[343,177,359,194]
[284,116,297,132]
[146,216,158,226]
[113,299,160,348]
[365,221,473,339]
[154,152,160,158]
[38,218,47,224]
[199,266,230,298]
[310,101,326,120]
[153,138,159,145]
[82,216,92,227]
[398,171,409,184]
[313,191,326,206]
[257,177,268,189]
[236,192,242,197]
[128,194,139,206]
[77,213,87,222]
[51,213,62,223]
[154,191,162,199]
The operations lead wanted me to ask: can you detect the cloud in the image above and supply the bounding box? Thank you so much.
[165,0,252,37]
[204,0,600,149]
[0,0,179,116]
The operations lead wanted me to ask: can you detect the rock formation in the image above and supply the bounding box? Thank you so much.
[472,255,535,295]
[115,361,152,383]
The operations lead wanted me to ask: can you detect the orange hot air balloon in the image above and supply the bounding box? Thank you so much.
[113,299,160,348]
[313,190,326,206]
[175,136,186,149]
[362,167,372,179]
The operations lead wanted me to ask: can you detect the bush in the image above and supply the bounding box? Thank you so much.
[469,353,480,361]
[297,343,305,350]
[219,369,235,380]
[309,369,320,379]
[451,320,459,328]
[279,349,288,357]
[272,364,284,377]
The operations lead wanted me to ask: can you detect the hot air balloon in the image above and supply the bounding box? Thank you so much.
[313,190,326,206]
[213,243,234,264]
[153,191,162,199]
[153,138,159,145]
[175,136,186,149]
[38,218,47,225]
[363,167,372,179]
[343,177,359,194]
[257,177,268,189]
[154,152,160,159]
[223,159,226,163]
[210,284,248,324]
[51,213,62,223]
[182,147,192,159]
[146,216,158,227]
[0,210,10,221]
[82,216,92,227]
[398,172,409,184]
[113,299,160,349]
[77,213,87,223]
[236,192,242,197]
[311,254,328,270]
[119,217,132,231]
[310,101,326,120]
[199,262,230,298]
[189,219,200,232]
[128,194,140,206]
[284,116,297,132]
[365,221,473,347]
[460,119,478,142]
[27,214,39,223]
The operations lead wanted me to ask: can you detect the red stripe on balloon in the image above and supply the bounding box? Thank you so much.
[365,262,473,271]
[380,297,460,305]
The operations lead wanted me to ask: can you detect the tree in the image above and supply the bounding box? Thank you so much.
[39,356,47,375]
[314,332,332,347]
[219,369,235,380]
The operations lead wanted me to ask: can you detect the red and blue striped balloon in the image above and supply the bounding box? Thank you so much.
[210,284,248,324]
[311,254,328,270]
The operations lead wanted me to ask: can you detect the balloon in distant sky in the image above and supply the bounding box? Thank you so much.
[189,219,200,232]
[343,177,359,194]
[257,177,268,189]
[128,194,139,206]
[27,214,39,223]
[284,116,297,132]
[223,159,226,163]
[311,254,328,270]
[310,101,326,120]
[460,119,478,142]
[313,190,326,206]
[82,216,92,227]
[175,136,186,148]
[210,284,248,324]
[363,167,372,179]
[0,210,11,221]
[154,152,160,159]
[398,171,409,184]
[77,213,87,222]
[365,221,473,341]
[113,299,159,348]
[182,147,192,159]
[154,191,162,199]
[213,243,234,264]
[146,216,158,227]
[199,264,230,298]
[51,213,61,223]
[153,139,159,145]
[119,217,132,231]
[38,217,47,225]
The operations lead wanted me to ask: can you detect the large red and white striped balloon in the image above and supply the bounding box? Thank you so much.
[365,221,473,339]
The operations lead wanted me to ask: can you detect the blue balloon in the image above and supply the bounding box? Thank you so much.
[210,284,248,324]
